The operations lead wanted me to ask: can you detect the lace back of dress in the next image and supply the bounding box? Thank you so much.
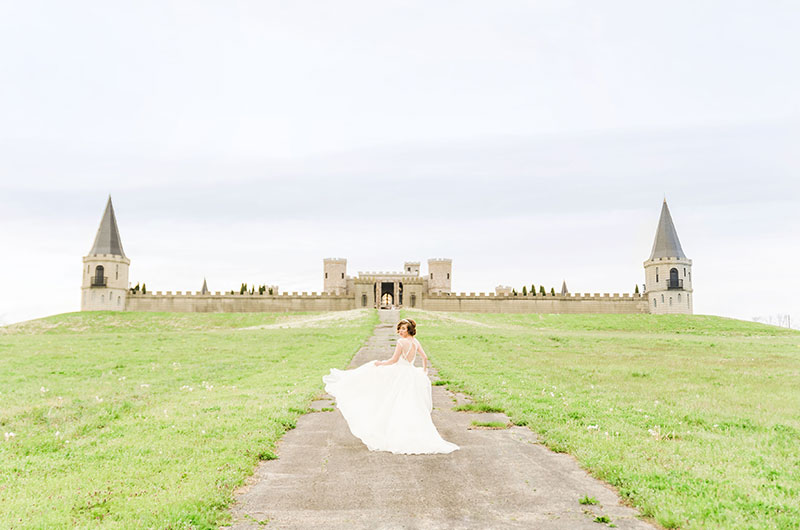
[401,339,417,364]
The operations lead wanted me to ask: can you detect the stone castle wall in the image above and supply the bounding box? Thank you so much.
[125,290,647,313]
[125,291,353,312]
[421,292,648,313]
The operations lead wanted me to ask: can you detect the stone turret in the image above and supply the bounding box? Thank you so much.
[323,258,347,295]
[643,199,693,314]
[403,261,420,276]
[81,196,130,311]
[427,258,452,294]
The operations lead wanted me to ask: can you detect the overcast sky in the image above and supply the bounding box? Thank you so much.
[1,1,798,327]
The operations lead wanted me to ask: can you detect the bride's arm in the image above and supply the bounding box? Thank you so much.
[374,340,403,366]
[417,341,429,372]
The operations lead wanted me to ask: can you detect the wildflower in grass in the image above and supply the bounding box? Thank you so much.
[4,432,15,441]
[40,386,49,393]
[95,395,103,402]
[587,424,599,430]
[118,376,126,381]
[140,383,150,388]
[55,430,61,437]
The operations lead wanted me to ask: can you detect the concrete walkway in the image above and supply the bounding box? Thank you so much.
[224,309,659,530]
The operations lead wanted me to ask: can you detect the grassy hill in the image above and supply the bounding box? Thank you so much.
[402,310,800,530]
[0,310,377,529]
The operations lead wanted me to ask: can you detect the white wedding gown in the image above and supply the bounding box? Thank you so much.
[323,338,459,455]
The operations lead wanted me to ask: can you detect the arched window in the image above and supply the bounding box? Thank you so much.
[669,297,672,306]
[656,267,659,283]
[678,293,681,302]
[653,298,657,307]
[325,272,328,278]
[341,272,344,279]
[411,294,417,307]
[101,294,104,303]
[115,264,119,280]
[93,265,105,286]
[661,294,664,303]
[430,273,433,279]
[117,296,121,306]
[669,268,679,288]
[446,272,450,279]
[361,294,367,307]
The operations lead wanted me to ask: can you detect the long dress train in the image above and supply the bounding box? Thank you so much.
[322,347,459,455]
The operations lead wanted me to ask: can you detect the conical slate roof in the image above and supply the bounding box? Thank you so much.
[201,278,209,295]
[88,196,126,257]
[560,280,569,295]
[648,199,686,260]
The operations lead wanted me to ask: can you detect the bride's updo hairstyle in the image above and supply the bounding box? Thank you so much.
[397,318,417,336]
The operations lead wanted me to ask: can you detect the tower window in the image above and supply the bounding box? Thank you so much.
[411,294,417,307]
[407,267,410,271]
[361,294,367,307]
[118,296,121,306]
[341,272,344,279]
[683,267,686,276]
[116,264,119,280]
[446,273,450,280]
[430,273,433,279]
[654,299,657,307]
[325,272,328,278]
[678,293,681,302]
[661,294,664,303]
[669,297,672,306]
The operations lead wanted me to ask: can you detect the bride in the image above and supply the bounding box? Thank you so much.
[322,318,459,455]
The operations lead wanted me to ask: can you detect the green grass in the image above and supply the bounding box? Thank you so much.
[0,309,377,529]
[452,402,504,413]
[403,309,800,530]
[580,495,599,505]
[470,420,508,429]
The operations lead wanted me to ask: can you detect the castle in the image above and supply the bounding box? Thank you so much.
[81,197,692,315]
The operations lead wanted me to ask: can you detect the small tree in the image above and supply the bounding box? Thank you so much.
[142,283,146,294]
[512,288,517,296]
[522,285,528,296]
[550,287,555,296]
[268,287,273,295]
[635,284,640,294]
[539,285,546,295]
[531,284,536,296]
[240,283,246,295]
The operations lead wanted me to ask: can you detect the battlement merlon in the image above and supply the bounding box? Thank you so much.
[82,254,131,265]
[643,257,692,266]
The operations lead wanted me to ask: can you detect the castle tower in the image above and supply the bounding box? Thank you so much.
[323,258,347,295]
[81,196,130,311]
[403,261,420,276]
[427,258,452,294]
[643,199,693,314]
